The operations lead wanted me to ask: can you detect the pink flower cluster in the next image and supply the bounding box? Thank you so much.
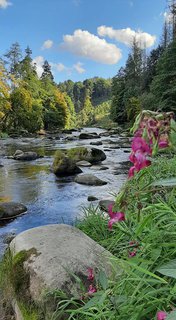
[128,241,139,258]
[129,137,152,178]
[157,311,167,320]
[108,204,125,230]
[87,268,97,295]
[129,113,173,178]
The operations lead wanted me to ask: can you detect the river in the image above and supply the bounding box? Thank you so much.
[0,127,130,254]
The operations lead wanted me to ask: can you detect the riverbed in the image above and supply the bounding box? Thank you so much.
[0,127,130,254]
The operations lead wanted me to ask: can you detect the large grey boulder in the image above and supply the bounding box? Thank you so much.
[0,202,27,220]
[10,225,118,305]
[52,151,82,176]
[75,174,107,186]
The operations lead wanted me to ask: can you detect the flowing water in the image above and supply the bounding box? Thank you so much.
[0,128,130,254]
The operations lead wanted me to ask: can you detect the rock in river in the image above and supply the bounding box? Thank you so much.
[0,202,27,220]
[13,150,39,161]
[67,147,106,164]
[76,160,92,167]
[52,150,82,176]
[90,141,102,146]
[75,174,107,186]
[79,132,100,139]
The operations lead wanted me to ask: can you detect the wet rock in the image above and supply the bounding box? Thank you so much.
[87,196,98,201]
[62,129,73,134]
[52,151,82,176]
[0,202,27,220]
[0,161,4,167]
[76,160,92,167]
[67,147,106,164]
[113,168,128,175]
[91,165,109,171]
[99,200,115,212]
[90,141,102,146]
[104,148,111,152]
[75,174,107,186]
[99,132,110,137]
[14,151,39,161]
[3,232,16,244]
[79,133,100,139]
[10,225,117,314]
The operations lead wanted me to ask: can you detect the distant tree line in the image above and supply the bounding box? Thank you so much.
[111,0,176,124]
[0,44,112,134]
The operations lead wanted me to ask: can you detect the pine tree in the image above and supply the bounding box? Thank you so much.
[150,39,176,112]
[41,60,54,82]
[4,42,22,77]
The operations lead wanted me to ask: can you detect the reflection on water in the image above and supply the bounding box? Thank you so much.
[0,128,129,254]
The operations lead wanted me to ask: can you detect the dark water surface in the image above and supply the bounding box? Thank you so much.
[0,128,129,254]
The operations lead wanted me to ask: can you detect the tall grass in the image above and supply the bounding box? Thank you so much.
[52,156,176,319]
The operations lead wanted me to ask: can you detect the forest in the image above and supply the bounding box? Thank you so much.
[0,1,176,136]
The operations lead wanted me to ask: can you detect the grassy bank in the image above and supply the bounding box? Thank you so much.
[53,156,176,319]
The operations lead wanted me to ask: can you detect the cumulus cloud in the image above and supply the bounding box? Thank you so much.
[0,0,12,9]
[32,56,44,77]
[97,26,156,49]
[73,62,85,74]
[61,29,122,64]
[41,39,53,50]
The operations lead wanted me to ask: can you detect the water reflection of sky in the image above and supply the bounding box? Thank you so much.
[0,128,130,254]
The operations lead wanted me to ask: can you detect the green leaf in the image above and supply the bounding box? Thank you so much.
[82,296,100,310]
[152,178,176,187]
[98,270,108,290]
[166,311,176,320]
[157,259,176,279]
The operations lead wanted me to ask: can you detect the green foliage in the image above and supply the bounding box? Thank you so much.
[150,40,176,112]
[64,94,77,129]
[77,95,94,126]
[67,147,88,161]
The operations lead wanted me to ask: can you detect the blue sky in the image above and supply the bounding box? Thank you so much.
[0,0,167,83]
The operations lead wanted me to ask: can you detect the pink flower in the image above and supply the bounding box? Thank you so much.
[88,284,97,295]
[108,212,125,230]
[132,137,151,154]
[134,151,151,171]
[128,166,136,178]
[87,268,94,281]
[129,250,137,258]
[157,311,167,320]
[158,140,169,149]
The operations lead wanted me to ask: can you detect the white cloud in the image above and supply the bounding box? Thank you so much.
[41,39,53,50]
[0,0,12,8]
[60,29,122,64]
[32,56,44,77]
[55,63,66,72]
[97,26,156,49]
[73,62,85,74]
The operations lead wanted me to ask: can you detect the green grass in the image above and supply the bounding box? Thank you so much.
[52,156,176,319]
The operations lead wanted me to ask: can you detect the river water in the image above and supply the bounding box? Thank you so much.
[0,128,130,254]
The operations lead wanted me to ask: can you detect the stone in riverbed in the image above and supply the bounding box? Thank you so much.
[99,200,115,212]
[52,150,82,176]
[67,147,106,164]
[0,202,27,220]
[91,165,109,171]
[10,224,118,313]
[87,196,98,201]
[76,160,92,167]
[90,141,102,146]
[79,132,100,139]
[75,174,107,186]
[13,150,39,161]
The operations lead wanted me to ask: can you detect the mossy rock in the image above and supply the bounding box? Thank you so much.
[52,150,82,176]
[67,147,106,164]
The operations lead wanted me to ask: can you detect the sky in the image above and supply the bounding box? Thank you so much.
[0,0,168,83]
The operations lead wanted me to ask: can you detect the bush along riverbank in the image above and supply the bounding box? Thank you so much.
[0,111,176,320]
